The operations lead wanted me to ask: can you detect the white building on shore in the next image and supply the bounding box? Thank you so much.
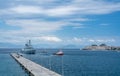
[82,44,120,51]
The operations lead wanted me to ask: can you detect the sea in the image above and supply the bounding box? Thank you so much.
[0,49,120,76]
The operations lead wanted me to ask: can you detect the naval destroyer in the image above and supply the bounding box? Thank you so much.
[21,40,36,54]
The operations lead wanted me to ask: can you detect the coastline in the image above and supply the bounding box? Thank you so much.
[82,44,120,51]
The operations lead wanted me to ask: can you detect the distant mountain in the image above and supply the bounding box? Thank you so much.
[62,44,81,49]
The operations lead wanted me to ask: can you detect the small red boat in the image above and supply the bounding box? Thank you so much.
[53,50,64,55]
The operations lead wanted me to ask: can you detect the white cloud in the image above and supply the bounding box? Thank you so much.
[72,37,83,42]
[73,26,84,29]
[0,30,118,47]
[67,18,90,22]
[88,39,116,43]
[5,19,67,33]
[67,37,116,45]
[89,39,95,42]
[46,6,79,16]
[0,19,66,44]
[37,36,62,42]
[0,33,62,45]
[45,0,120,16]
[71,0,120,15]
[100,23,109,26]
[0,0,120,17]
[10,5,43,14]
[0,35,27,44]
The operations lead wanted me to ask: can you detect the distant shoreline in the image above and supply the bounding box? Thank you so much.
[82,44,120,51]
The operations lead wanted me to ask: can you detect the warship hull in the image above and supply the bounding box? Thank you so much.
[21,40,36,54]
[21,49,36,54]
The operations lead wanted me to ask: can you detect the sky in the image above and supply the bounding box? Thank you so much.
[0,0,120,48]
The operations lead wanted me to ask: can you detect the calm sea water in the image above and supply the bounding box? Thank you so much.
[0,49,120,76]
[24,49,120,76]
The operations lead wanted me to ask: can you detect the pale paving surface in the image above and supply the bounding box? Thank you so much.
[11,53,61,76]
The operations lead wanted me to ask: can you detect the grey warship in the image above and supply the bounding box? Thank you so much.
[21,40,36,54]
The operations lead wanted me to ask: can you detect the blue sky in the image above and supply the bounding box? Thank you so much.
[0,0,120,48]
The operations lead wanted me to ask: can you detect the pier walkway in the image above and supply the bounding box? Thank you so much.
[11,53,61,76]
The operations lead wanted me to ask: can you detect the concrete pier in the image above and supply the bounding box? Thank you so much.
[11,53,61,76]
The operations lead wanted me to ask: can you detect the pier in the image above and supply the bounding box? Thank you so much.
[11,53,61,76]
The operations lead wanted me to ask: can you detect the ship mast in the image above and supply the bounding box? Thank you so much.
[28,40,31,46]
